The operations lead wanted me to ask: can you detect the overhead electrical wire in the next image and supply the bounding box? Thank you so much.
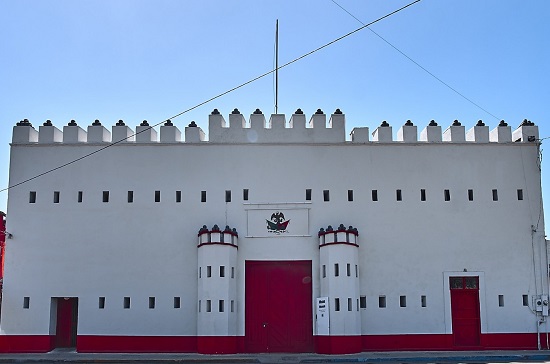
[0,0,421,194]
[330,0,501,121]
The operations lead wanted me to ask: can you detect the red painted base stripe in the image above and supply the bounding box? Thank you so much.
[77,335,197,353]
[0,335,54,353]
[198,336,238,354]
[316,335,362,354]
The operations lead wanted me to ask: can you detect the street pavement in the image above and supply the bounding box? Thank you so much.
[0,349,550,364]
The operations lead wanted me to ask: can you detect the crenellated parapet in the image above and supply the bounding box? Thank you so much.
[318,224,359,247]
[11,114,540,145]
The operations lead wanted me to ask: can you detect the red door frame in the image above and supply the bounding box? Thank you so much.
[245,260,313,353]
[55,297,78,348]
[450,276,481,348]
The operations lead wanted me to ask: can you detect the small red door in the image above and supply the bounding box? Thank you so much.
[55,297,78,348]
[245,261,313,353]
[450,277,481,347]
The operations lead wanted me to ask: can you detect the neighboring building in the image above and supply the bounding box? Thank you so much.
[0,110,547,354]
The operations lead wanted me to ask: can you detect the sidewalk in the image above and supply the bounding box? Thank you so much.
[0,350,549,363]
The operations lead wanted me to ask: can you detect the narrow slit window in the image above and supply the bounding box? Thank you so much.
[400,295,407,307]
[243,189,249,201]
[523,295,529,306]
[231,267,235,279]
[492,189,499,201]
[99,297,105,309]
[231,300,235,312]
[357,298,359,311]
[420,189,426,201]
[29,191,36,203]
[517,189,524,201]
[348,190,354,201]
[468,189,474,201]
[444,189,451,201]
[174,297,181,308]
[334,263,339,277]
[176,190,182,203]
[206,266,211,278]
[360,296,366,309]
[379,296,386,308]
[103,191,109,203]
[199,267,201,278]
[128,191,134,203]
[123,297,130,309]
[53,191,60,203]
[322,265,326,278]
[371,190,378,202]
[346,263,351,277]
[155,190,161,202]
[355,264,358,278]
[219,300,224,312]
[334,298,340,312]
[78,191,83,203]
[23,297,30,309]
[421,295,427,307]
[305,189,312,201]
[149,297,156,309]
[198,300,201,312]
[323,190,330,202]
[347,298,352,311]
[225,190,231,203]
[498,295,504,307]
[206,300,212,312]
[396,189,402,201]
[201,191,206,202]
[220,266,225,278]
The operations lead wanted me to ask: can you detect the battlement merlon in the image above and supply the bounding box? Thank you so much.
[11,116,540,145]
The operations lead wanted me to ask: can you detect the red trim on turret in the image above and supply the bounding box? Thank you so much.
[197,242,238,249]
[319,241,359,248]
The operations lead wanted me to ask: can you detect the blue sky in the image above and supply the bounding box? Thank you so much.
[1,1,549,218]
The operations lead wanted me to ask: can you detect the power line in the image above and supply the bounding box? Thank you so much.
[330,0,500,121]
[0,0,421,194]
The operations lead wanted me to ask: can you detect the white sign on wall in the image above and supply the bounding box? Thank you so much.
[245,205,310,237]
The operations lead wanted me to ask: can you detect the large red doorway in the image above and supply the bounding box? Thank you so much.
[245,260,313,353]
[450,277,481,347]
[55,297,78,348]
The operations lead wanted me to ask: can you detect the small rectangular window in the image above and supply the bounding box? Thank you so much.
[348,190,354,201]
[103,191,109,203]
[355,264,358,278]
[379,296,386,308]
[523,295,529,306]
[498,294,504,307]
[421,295,427,307]
[128,191,134,203]
[53,191,60,203]
[225,190,231,202]
[201,191,206,202]
[323,190,330,202]
[400,295,407,307]
[198,300,201,312]
[176,190,181,203]
[347,298,352,311]
[334,298,340,312]
[219,300,224,312]
[149,297,156,309]
[206,265,211,278]
[206,300,212,312]
[444,189,451,201]
[420,189,426,201]
[396,189,402,201]
[517,189,524,201]
[492,189,499,201]
[231,300,235,312]
[306,189,312,201]
[23,297,30,309]
[371,190,378,202]
[360,296,367,309]
[78,191,83,203]
[220,266,225,277]
[174,297,181,308]
[123,297,130,309]
[155,190,161,202]
[346,263,351,277]
[468,189,474,201]
[199,267,201,278]
[322,265,326,278]
[29,191,36,203]
[231,267,235,279]
[243,189,249,201]
[99,297,105,309]
[334,263,339,277]
[357,298,359,311]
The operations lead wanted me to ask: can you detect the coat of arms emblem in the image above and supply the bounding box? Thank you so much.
[266,211,290,234]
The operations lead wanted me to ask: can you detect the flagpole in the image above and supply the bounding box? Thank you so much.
[275,19,279,114]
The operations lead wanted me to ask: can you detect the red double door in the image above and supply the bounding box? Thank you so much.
[245,261,314,353]
[450,276,481,347]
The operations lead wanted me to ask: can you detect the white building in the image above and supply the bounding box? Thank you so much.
[1,109,547,354]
